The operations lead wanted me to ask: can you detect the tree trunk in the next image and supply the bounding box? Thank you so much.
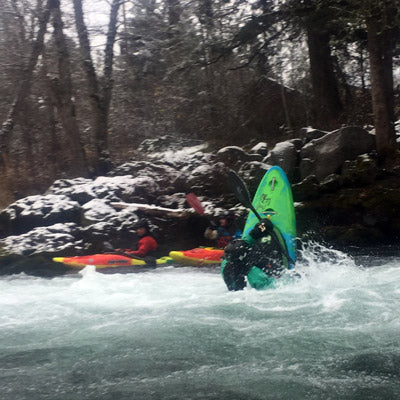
[306,28,343,127]
[0,0,56,205]
[73,0,121,175]
[0,0,56,164]
[50,0,89,176]
[366,8,397,162]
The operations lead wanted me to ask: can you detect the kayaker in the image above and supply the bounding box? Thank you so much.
[116,219,158,258]
[204,211,242,248]
[221,218,290,291]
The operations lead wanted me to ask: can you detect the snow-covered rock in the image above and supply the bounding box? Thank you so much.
[0,195,81,237]
[82,199,119,222]
[215,146,262,168]
[0,223,83,256]
[300,126,376,181]
[249,142,269,157]
[263,140,298,181]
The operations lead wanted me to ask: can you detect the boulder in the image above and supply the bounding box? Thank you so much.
[0,195,81,238]
[263,140,298,181]
[108,161,181,195]
[320,174,342,194]
[292,175,320,201]
[238,161,270,195]
[341,154,377,186]
[249,142,269,157]
[46,178,94,204]
[215,146,262,169]
[0,223,83,256]
[298,127,329,143]
[137,135,203,153]
[300,126,376,181]
[185,162,231,197]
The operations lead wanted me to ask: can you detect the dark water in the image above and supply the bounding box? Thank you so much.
[1,244,400,399]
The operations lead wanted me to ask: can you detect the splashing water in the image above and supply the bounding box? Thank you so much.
[1,243,400,400]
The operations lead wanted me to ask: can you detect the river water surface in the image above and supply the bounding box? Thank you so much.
[1,244,399,399]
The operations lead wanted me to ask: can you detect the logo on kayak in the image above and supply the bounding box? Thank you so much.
[260,194,271,206]
[107,260,131,265]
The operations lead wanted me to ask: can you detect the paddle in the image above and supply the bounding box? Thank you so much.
[186,193,216,227]
[227,170,295,265]
[186,192,206,215]
[227,170,263,221]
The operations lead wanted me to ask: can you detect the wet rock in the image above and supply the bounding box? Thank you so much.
[320,174,342,194]
[300,126,376,180]
[321,224,384,245]
[292,175,320,201]
[0,254,70,277]
[341,154,377,186]
[238,161,270,195]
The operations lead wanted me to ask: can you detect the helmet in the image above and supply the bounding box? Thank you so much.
[133,219,149,230]
[219,211,236,221]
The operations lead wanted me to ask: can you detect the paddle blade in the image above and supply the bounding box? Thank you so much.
[186,193,205,215]
[228,170,262,221]
[227,170,252,209]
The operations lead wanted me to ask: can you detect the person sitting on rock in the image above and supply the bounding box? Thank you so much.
[204,211,242,249]
[221,217,292,291]
[117,219,158,258]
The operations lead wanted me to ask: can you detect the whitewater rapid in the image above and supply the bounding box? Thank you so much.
[1,244,399,399]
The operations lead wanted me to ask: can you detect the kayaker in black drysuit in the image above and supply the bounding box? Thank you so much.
[222,217,292,291]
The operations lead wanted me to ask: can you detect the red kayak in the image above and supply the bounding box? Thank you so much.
[169,247,224,265]
[53,254,173,269]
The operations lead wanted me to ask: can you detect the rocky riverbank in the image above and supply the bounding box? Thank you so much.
[0,126,399,274]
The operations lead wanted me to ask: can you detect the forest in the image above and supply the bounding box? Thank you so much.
[0,0,399,208]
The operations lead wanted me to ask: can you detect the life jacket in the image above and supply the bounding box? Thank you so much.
[128,235,158,257]
[216,227,242,249]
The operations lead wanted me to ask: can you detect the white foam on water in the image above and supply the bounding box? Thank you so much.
[0,245,400,399]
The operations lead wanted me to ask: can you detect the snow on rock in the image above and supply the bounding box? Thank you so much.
[108,161,180,194]
[186,162,231,197]
[215,146,262,168]
[81,208,141,250]
[249,142,269,157]
[147,145,212,170]
[264,141,298,181]
[48,175,159,204]
[300,126,376,181]
[82,199,118,222]
[137,135,204,153]
[157,193,189,210]
[46,177,96,204]
[0,223,83,256]
[0,195,81,237]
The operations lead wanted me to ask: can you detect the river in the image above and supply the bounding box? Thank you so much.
[1,243,399,400]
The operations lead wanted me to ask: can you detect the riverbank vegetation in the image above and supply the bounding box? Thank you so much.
[0,0,399,208]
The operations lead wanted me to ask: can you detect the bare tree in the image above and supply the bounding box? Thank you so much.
[46,0,89,176]
[0,0,56,169]
[72,0,122,174]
